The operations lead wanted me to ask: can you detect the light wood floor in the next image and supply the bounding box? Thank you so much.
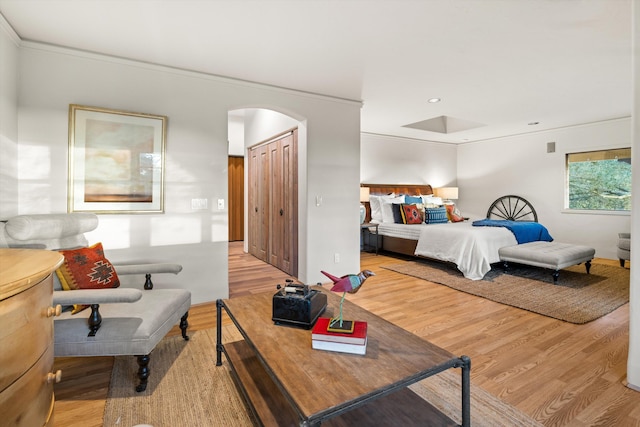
[53,242,639,426]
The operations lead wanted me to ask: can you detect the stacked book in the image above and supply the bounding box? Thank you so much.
[311,317,368,355]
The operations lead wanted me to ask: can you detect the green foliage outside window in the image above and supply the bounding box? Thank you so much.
[566,148,631,211]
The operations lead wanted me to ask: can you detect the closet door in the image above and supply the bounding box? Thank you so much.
[279,131,298,276]
[248,148,258,257]
[268,141,283,269]
[247,129,297,276]
[248,144,268,261]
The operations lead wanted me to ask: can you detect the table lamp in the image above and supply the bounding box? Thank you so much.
[359,187,370,224]
[435,187,458,205]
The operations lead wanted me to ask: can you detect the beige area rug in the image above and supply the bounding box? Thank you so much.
[382,260,629,324]
[104,328,542,427]
[103,329,255,427]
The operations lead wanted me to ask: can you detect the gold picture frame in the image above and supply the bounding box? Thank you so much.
[68,105,167,213]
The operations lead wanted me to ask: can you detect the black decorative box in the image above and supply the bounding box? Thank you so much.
[272,283,327,329]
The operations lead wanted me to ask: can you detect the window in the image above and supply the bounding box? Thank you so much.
[565,148,631,211]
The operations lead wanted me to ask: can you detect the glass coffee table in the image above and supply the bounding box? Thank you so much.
[216,288,470,426]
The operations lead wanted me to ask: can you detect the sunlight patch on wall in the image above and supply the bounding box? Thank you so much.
[151,216,202,246]
[86,217,131,250]
[18,144,51,179]
[210,211,228,243]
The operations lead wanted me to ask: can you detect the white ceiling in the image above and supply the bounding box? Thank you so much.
[0,0,632,144]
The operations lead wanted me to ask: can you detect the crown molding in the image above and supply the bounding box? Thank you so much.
[0,13,20,46]
[458,116,632,146]
[18,39,363,108]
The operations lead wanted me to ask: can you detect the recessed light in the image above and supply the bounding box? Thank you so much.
[428,98,441,103]
[528,121,540,125]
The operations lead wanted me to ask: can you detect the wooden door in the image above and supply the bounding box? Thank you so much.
[228,156,244,242]
[248,145,269,261]
[268,141,283,268]
[247,129,298,275]
[267,131,298,276]
[248,148,258,257]
[256,145,269,261]
[279,131,298,276]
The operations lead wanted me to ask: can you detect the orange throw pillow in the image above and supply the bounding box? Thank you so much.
[56,242,120,314]
[401,204,424,224]
[445,204,465,223]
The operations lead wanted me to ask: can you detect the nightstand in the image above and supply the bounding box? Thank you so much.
[360,223,380,255]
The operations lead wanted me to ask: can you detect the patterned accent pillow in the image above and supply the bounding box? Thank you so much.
[446,204,465,222]
[401,204,424,224]
[425,207,449,224]
[56,242,120,314]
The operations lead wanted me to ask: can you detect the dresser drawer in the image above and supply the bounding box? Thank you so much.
[0,273,54,393]
[0,345,55,427]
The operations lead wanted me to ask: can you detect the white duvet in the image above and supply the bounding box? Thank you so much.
[414,222,516,280]
[377,221,517,280]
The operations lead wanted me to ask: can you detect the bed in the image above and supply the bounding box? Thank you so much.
[362,184,540,280]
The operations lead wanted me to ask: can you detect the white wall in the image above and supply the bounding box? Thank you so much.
[244,108,299,145]
[227,111,245,156]
[12,41,361,303]
[457,118,632,259]
[0,16,19,219]
[360,133,458,187]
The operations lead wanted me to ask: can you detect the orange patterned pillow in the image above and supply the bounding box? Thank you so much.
[446,204,465,222]
[401,204,424,224]
[56,242,120,314]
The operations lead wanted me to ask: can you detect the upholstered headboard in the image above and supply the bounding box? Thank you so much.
[360,183,434,222]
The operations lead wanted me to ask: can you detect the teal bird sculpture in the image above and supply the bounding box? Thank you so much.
[321,270,375,330]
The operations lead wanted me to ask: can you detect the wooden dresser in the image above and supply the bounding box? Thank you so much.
[0,248,64,427]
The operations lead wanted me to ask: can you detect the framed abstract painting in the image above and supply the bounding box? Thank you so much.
[68,104,167,213]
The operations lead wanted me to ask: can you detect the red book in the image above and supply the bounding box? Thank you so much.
[311,317,367,345]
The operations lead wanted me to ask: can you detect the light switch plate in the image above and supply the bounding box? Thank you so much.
[191,198,208,210]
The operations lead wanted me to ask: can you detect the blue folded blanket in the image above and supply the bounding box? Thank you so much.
[472,219,553,244]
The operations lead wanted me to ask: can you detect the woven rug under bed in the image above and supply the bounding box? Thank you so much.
[381,260,629,324]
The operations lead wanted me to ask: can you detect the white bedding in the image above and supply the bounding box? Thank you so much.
[377,222,517,280]
[377,223,425,240]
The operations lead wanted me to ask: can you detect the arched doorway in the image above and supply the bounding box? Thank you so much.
[228,108,305,277]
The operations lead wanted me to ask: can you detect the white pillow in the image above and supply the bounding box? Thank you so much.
[381,196,405,223]
[422,195,443,207]
[368,195,383,223]
[369,193,397,223]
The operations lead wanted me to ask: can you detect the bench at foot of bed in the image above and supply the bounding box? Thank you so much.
[498,241,596,285]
